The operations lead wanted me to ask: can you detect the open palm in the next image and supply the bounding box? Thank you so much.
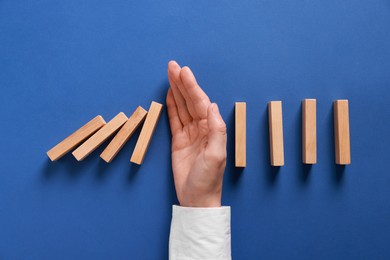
[166,61,227,207]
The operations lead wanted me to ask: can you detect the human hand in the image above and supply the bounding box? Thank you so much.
[166,61,227,207]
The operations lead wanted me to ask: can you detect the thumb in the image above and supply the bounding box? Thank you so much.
[206,103,227,164]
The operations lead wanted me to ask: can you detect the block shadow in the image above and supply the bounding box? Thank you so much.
[296,104,312,184]
[327,106,345,185]
[42,151,96,181]
[261,105,280,185]
[226,107,244,186]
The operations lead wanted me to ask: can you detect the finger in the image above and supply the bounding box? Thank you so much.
[166,88,183,136]
[169,61,198,119]
[169,79,192,125]
[180,66,211,119]
[168,61,192,125]
[205,103,227,166]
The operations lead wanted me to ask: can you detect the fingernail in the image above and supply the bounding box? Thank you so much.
[168,60,180,68]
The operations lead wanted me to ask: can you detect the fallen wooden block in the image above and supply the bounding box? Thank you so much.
[268,101,284,166]
[235,102,246,167]
[47,115,106,161]
[302,99,317,164]
[130,101,163,165]
[100,106,147,163]
[334,100,351,165]
[72,112,128,161]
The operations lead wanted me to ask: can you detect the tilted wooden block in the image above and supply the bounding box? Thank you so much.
[268,101,284,166]
[334,100,351,165]
[47,115,106,161]
[302,99,317,164]
[72,112,128,161]
[100,106,147,163]
[235,102,246,167]
[130,101,163,165]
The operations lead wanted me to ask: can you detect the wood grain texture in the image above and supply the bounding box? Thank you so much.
[100,106,147,163]
[334,100,351,165]
[235,102,246,167]
[47,115,106,161]
[268,101,284,166]
[72,112,128,161]
[302,99,317,164]
[130,101,163,165]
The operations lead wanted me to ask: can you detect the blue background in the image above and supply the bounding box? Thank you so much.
[1,0,390,259]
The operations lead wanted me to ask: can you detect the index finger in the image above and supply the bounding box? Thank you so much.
[166,88,183,136]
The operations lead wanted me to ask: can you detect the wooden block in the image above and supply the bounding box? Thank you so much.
[334,100,351,165]
[235,102,246,167]
[130,101,163,165]
[302,99,317,164]
[100,106,147,163]
[72,112,128,161]
[268,101,284,166]
[47,115,106,161]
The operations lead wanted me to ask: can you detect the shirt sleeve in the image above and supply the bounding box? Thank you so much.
[169,205,231,260]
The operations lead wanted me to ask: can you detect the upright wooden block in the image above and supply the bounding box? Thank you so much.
[268,101,284,166]
[100,106,147,163]
[302,99,317,164]
[130,101,163,165]
[72,112,128,161]
[47,115,106,161]
[334,100,351,165]
[235,102,246,167]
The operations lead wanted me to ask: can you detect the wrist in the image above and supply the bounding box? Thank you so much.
[180,195,222,207]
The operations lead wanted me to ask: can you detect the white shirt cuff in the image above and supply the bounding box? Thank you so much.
[169,205,231,260]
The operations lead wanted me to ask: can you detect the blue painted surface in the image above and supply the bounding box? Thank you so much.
[1,0,390,259]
